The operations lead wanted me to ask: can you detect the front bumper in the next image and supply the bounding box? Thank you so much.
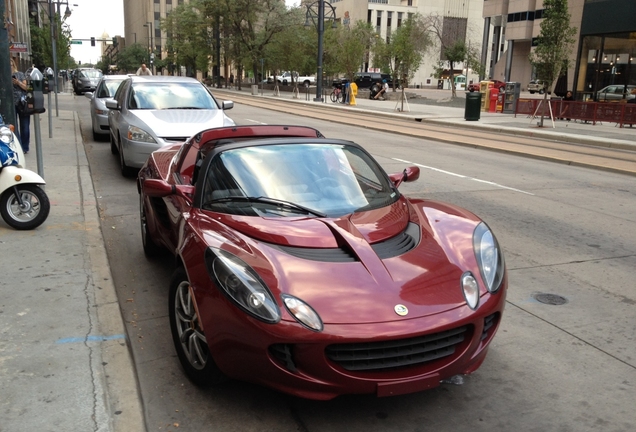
[204,288,506,400]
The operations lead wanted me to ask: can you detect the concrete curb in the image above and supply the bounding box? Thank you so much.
[74,111,146,432]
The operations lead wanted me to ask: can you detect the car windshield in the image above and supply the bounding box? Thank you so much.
[81,70,102,79]
[201,143,398,218]
[128,82,216,110]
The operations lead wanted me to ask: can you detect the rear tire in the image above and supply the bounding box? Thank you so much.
[0,185,50,230]
[169,267,226,386]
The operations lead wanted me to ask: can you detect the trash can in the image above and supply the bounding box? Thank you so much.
[251,84,258,95]
[465,92,482,121]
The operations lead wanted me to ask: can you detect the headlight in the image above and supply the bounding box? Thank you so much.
[205,248,280,323]
[0,126,13,144]
[282,295,323,332]
[473,222,505,293]
[461,272,479,310]
[127,126,156,143]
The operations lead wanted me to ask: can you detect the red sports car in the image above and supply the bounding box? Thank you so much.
[137,125,507,400]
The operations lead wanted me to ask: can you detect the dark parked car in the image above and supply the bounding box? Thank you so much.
[72,68,103,95]
[137,124,508,400]
[353,72,399,89]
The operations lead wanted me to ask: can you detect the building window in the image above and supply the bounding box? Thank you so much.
[368,9,372,23]
[387,11,392,30]
[376,10,382,34]
[397,12,402,27]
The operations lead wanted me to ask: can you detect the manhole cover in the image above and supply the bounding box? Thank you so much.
[533,293,568,305]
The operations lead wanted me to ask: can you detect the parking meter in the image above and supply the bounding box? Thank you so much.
[43,67,54,94]
[26,68,46,114]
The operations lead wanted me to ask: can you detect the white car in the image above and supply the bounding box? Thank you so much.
[85,75,128,140]
[106,76,235,176]
[528,80,547,94]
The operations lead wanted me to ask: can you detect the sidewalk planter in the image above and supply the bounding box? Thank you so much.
[465,92,482,121]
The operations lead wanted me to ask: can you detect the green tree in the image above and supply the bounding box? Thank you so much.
[222,0,290,82]
[329,21,375,83]
[116,43,150,73]
[30,16,72,73]
[381,15,433,91]
[529,0,577,127]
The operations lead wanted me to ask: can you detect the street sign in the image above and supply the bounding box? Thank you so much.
[9,42,28,53]
[71,40,82,45]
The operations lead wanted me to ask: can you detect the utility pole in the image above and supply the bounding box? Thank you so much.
[0,1,16,126]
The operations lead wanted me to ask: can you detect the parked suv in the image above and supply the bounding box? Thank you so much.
[353,72,398,89]
[72,68,103,95]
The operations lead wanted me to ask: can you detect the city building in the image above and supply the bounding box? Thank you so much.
[481,0,635,99]
[329,0,486,88]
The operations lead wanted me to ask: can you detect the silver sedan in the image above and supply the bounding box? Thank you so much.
[85,75,128,140]
[106,76,235,176]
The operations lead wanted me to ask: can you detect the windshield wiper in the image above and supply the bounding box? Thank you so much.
[165,106,203,110]
[207,196,326,218]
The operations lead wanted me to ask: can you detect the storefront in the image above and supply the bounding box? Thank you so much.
[574,0,636,101]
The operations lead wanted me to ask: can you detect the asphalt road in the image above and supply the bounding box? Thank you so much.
[62,94,636,432]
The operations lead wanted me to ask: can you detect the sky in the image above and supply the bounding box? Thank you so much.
[65,0,124,65]
[65,0,300,65]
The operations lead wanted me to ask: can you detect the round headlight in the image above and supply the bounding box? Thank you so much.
[461,272,479,310]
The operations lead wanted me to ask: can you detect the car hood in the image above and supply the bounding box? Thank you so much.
[199,199,482,324]
[132,109,234,137]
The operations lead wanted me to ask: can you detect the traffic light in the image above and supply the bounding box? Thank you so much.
[91,37,95,47]
[112,37,117,47]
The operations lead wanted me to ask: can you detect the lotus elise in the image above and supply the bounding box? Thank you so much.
[137,125,507,400]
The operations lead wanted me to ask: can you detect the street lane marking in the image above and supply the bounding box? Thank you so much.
[392,158,534,195]
[246,118,268,124]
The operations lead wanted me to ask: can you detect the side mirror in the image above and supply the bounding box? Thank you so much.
[143,179,195,199]
[222,100,234,110]
[84,92,93,99]
[105,99,120,110]
[389,166,420,188]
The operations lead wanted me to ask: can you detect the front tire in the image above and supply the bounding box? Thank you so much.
[0,185,50,230]
[118,138,136,177]
[169,267,226,386]
[139,194,163,257]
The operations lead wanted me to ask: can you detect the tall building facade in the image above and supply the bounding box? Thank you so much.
[123,0,184,73]
[481,0,636,98]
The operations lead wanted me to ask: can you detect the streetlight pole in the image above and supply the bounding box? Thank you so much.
[144,21,153,73]
[305,1,337,103]
[43,0,71,117]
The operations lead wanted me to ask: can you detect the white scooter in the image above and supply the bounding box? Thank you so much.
[0,120,50,230]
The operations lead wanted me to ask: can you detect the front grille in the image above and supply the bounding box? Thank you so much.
[481,313,498,341]
[325,326,468,372]
[269,344,297,372]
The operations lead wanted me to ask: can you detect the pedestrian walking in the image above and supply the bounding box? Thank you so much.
[136,63,152,76]
[11,58,31,154]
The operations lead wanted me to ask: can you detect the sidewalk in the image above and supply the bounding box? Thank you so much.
[0,102,145,431]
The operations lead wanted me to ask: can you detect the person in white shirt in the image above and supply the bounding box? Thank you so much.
[136,64,152,76]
